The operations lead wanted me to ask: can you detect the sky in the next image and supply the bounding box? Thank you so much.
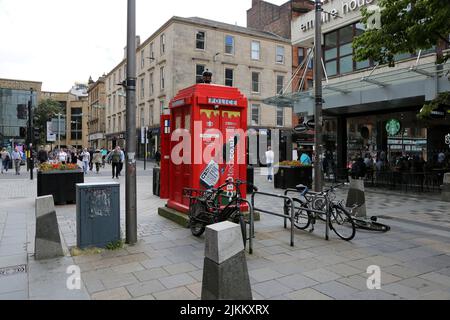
[0,0,288,92]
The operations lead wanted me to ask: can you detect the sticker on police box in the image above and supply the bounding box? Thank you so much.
[200,160,219,188]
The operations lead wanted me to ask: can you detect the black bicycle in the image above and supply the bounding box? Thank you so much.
[183,179,257,246]
[284,184,356,241]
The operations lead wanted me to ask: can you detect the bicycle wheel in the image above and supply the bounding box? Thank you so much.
[312,197,327,221]
[329,205,356,241]
[189,202,206,237]
[353,218,390,232]
[285,198,310,230]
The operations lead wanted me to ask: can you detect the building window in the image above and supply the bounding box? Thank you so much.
[150,42,154,60]
[225,35,234,54]
[149,72,154,95]
[160,34,165,55]
[196,31,205,50]
[276,75,284,94]
[276,46,285,64]
[196,64,205,83]
[149,104,153,125]
[113,94,116,110]
[118,115,122,131]
[307,79,314,89]
[298,48,304,65]
[113,117,116,132]
[251,41,260,60]
[160,66,165,90]
[251,72,260,93]
[251,104,260,126]
[140,77,145,99]
[140,49,145,69]
[160,100,165,115]
[108,118,111,133]
[225,68,233,87]
[276,106,284,127]
[307,48,314,69]
[140,108,145,128]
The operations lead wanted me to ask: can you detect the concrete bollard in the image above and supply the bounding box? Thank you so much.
[346,177,367,218]
[441,173,450,202]
[201,221,252,300]
[35,195,64,260]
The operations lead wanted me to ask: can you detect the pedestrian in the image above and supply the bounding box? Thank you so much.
[118,146,125,176]
[93,149,103,174]
[70,149,78,165]
[80,148,90,174]
[11,147,23,175]
[58,149,68,164]
[101,147,108,168]
[89,148,94,171]
[37,145,48,164]
[350,157,366,179]
[155,146,161,167]
[1,148,11,174]
[107,146,122,179]
[300,149,312,165]
[265,146,274,181]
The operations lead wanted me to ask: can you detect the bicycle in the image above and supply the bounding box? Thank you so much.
[345,204,391,232]
[284,184,356,241]
[183,178,257,247]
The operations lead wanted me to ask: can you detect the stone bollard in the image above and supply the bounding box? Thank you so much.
[35,195,64,260]
[201,221,252,300]
[441,173,450,202]
[346,177,367,218]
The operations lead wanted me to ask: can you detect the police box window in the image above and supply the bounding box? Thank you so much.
[196,31,206,50]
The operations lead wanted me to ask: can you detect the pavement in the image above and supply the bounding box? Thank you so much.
[1,162,450,300]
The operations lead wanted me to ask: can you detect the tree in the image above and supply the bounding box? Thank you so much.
[353,0,450,66]
[33,99,62,145]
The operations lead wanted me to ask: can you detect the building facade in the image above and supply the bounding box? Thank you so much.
[104,16,293,159]
[289,0,450,169]
[0,78,41,150]
[87,76,107,149]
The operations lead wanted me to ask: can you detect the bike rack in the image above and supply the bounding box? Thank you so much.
[251,191,296,247]
[283,188,332,241]
[239,198,254,254]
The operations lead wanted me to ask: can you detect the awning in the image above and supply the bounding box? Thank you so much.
[263,59,450,116]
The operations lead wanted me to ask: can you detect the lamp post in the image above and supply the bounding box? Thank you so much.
[125,0,137,245]
[313,0,323,192]
[28,88,34,180]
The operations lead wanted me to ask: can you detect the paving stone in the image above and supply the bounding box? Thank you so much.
[276,274,318,290]
[419,272,450,287]
[382,283,422,299]
[91,287,131,300]
[188,270,204,282]
[163,262,198,275]
[141,257,173,269]
[133,268,170,282]
[303,268,341,283]
[347,290,401,300]
[153,286,198,300]
[249,268,285,283]
[111,262,145,274]
[285,288,333,300]
[0,290,28,300]
[417,290,450,300]
[336,275,369,291]
[396,277,448,294]
[126,280,166,297]
[383,264,424,278]
[101,273,139,290]
[324,263,362,277]
[83,278,106,294]
[0,273,27,294]
[313,281,359,299]
[253,280,292,299]
[159,273,197,289]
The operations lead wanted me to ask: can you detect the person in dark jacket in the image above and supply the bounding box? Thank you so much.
[37,146,48,164]
[155,146,161,167]
[350,157,366,179]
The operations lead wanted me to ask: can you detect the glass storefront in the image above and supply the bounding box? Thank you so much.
[0,88,37,149]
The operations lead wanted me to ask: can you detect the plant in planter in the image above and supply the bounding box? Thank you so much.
[37,162,84,205]
[277,160,312,167]
[274,161,313,189]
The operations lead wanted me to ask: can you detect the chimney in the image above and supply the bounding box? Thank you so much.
[252,0,261,6]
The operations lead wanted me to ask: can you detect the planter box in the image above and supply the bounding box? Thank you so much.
[37,170,84,205]
[274,166,313,189]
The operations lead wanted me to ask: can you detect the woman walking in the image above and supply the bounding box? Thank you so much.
[80,148,91,175]
[93,149,103,174]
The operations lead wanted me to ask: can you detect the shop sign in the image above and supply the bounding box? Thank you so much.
[386,119,401,136]
[207,98,238,106]
[294,124,308,133]
[445,133,450,147]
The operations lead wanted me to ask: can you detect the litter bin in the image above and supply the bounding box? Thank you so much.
[153,167,160,196]
[247,165,254,194]
[76,182,120,249]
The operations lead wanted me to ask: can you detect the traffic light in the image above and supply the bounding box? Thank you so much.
[19,127,27,138]
[33,128,40,142]
[147,129,152,141]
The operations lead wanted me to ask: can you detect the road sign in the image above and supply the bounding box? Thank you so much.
[293,124,309,133]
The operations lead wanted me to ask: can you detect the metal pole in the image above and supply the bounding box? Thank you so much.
[314,0,323,192]
[28,88,34,180]
[144,127,147,170]
[126,0,137,245]
[58,113,61,150]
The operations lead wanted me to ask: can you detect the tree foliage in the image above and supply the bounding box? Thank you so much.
[417,92,450,119]
[353,0,450,65]
[33,99,62,145]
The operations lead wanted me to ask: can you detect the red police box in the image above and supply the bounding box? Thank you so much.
[163,83,248,213]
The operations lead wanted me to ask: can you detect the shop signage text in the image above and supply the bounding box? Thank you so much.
[207,98,238,106]
[300,0,376,32]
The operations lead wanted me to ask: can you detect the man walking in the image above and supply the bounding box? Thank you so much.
[11,147,23,175]
[118,146,125,176]
[37,146,48,164]
[108,146,122,179]
[265,146,275,181]
[1,148,11,174]
[58,149,68,164]
[80,148,91,175]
